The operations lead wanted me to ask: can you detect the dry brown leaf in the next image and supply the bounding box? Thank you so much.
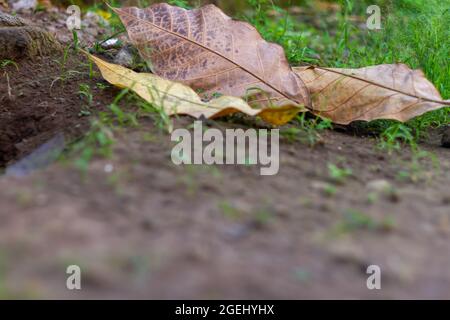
[294,64,450,124]
[111,3,310,109]
[83,51,305,126]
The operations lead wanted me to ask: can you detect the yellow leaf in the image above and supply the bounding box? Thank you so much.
[95,9,112,21]
[83,51,306,126]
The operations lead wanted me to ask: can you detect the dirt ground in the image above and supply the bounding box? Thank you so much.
[1,6,450,300]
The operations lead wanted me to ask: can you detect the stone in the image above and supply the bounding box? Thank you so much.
[113,45,136,68]
[0,11,61,60]
[366,179,392,193]
[101,38,120,49]
[10,0,37,12]
[83,11,109,28]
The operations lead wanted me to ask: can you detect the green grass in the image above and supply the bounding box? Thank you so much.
[78,83,94,106]
[280,113,332,146]
[0,59,18,70]
[334,209,396,234]
[67,119,114,172]
[328,163,353,184]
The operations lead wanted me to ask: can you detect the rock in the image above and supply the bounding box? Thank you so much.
[113,45,136,68]
[0,10,27,26]
[10,0,37,11]
[5,133,65,177]
[101,38,121,50]
[83,11,109,28]
[367,179,399,202]
[0,11,61,60]
[441,127,450,148]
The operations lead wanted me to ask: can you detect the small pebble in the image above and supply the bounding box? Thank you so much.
[104,164,114,173]
[101,38,120,49]
[11,0,36,11]
[113,46,135,68]
[366,179,392,193]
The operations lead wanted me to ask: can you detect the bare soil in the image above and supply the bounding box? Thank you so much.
[0,55,114,167]
[0,7,449,300]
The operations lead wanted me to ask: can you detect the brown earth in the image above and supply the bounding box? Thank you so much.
[1,52,450,299]
[0,6,450,299]
[0,54,115,167]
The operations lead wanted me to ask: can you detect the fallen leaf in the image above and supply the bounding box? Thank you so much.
[83,51,305,126]
[294,64,450,124]
[110,3,310,109]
